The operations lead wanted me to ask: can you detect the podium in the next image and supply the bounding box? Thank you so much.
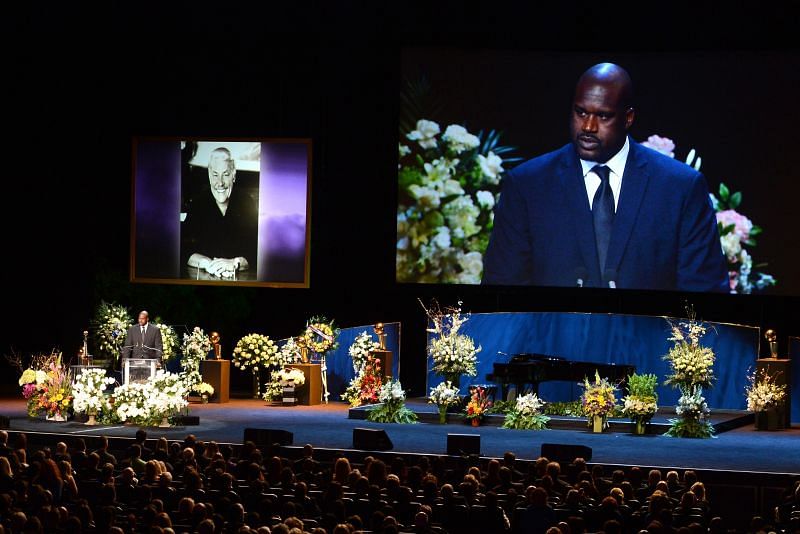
[756,358,791,428]
[200,359,230,403]
[292,363,322,406]
[123,358,157,384]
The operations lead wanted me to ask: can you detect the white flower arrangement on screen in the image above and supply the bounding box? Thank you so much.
[397,117,519,284]
[71,368,115,415]
[276,367,306,386]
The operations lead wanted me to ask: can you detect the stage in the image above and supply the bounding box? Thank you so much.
[1,397,798,475]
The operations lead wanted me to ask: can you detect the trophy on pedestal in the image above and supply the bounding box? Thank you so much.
[371,323,394,380]
[756,329,792,428]
[210,332,222,359]
[765,329,779,358]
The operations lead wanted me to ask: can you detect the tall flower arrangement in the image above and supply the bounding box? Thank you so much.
[641,134,776,293]
[234,333,281,398]
[94,301,132,360]
[502,393,550,430]
[181,327,212,389]
[663,309,716,438]
[342,331,383,407]
[366,379,418,424]
[580,371,618,431]
[397,117,520,284]
[19,352,73,419]
[423,300,480,387]
[152,319,179,363]
[745,368,787,413]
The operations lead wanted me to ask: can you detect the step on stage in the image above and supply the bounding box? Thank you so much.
[1,397,797,475]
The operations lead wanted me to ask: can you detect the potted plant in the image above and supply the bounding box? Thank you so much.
[622,373,659,435]
[581,371,618,433]
[465,386,492,427]
[428,381,461,424]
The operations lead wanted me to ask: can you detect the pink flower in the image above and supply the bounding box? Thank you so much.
[716,210,753,240]
[641,135,676,158]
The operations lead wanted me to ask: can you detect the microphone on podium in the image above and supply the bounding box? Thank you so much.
[603,269,618,289]
[575,267,589,288]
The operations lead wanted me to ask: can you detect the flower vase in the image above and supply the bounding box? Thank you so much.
[471,418,480,427]
[633,419,646,435]
[201,395,209,404]
[438,406,448,424]
[591,415,605,433]
[47,413,66,422]
[158,416,170,428]
[755,408,779,431]
[85,412,98,426]
[444,374,461,389]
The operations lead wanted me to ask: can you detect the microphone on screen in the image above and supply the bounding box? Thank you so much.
[604,269,618,289]
[575,267,589,288]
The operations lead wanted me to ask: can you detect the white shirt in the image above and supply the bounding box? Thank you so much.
[580,136,629,211]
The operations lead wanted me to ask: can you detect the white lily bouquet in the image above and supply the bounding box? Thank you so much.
[428,381,461,424]
[349,331,381,373]
[745,368,787,412]
[94,301,132,360]
[72,368,115,418]
[502,392,550,430]
[113,382,153,425]
[397,118,520,284]
[190,381,215,398]
[367,378,417,424]
[181,327,213,388]
[424,300,480,386]
[153,320,179,362]
[148,371,189,421]
[663,309,715,438]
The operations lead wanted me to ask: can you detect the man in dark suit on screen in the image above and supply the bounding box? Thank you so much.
[121,311,163,360]
[482,63,728,292]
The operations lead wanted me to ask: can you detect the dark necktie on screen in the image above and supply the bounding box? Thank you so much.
[592,165,615,272]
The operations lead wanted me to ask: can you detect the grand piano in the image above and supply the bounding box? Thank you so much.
[487,353,635,400]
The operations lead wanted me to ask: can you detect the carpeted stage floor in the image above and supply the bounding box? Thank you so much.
[2,398,798,475]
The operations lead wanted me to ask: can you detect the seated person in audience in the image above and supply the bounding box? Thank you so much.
[92,436,117,467]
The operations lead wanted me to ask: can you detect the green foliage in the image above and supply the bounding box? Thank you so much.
[665,418,715,438]
[627,373,659,401]
[366,401,418,424]
[488,399,514,414]
[541,400,624,418]
[502,410,550,430]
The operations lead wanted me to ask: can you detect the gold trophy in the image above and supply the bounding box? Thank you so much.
[764,329,778,358]
[297,336,309,363]
[372,322,393,380]
[81,331,90,366]
[210,332,222,359]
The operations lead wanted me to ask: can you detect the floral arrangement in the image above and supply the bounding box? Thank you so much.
[622,373,659,421]
[502,392,550,430]
[278,337,302,364]
[349,331,381,373]
[191,382,215,398]
[113,371,188,426]
[465,386,492,421]
[366,379,418,424]
[72,368,115,417]
[233,333,280,372]
[745,368,787,412]
[428,381,461,423]
[580,371,618,428]
[181,327,212,388]
[641,134,776,294]
[276,367,306,386]
[397,116,520,284]
[263,371,285,402]
[663,308,715,438]
[303,317,340,355]
[93,301,132,360]
[342,332,384,407]
[342,356,383,407]
[19,352,73,420]
[423,300,480,385]
[152,319,179,362]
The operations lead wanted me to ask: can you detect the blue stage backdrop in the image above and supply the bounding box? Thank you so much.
[310,322,401,402]
[426,312,763,414]
[789,337,799,424]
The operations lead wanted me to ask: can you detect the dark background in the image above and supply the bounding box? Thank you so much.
[4,2,799,396]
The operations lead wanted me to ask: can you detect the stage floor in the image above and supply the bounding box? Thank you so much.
[1,397,798,475]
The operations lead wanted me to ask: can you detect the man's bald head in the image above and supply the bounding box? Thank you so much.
[570,63,636,162]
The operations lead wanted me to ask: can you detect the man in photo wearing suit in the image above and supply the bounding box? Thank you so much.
[121,310,164,360]
[483,63,728,292]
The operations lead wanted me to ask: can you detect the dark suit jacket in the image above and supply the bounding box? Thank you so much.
[483,140,728,292]
[121,324,164,359]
